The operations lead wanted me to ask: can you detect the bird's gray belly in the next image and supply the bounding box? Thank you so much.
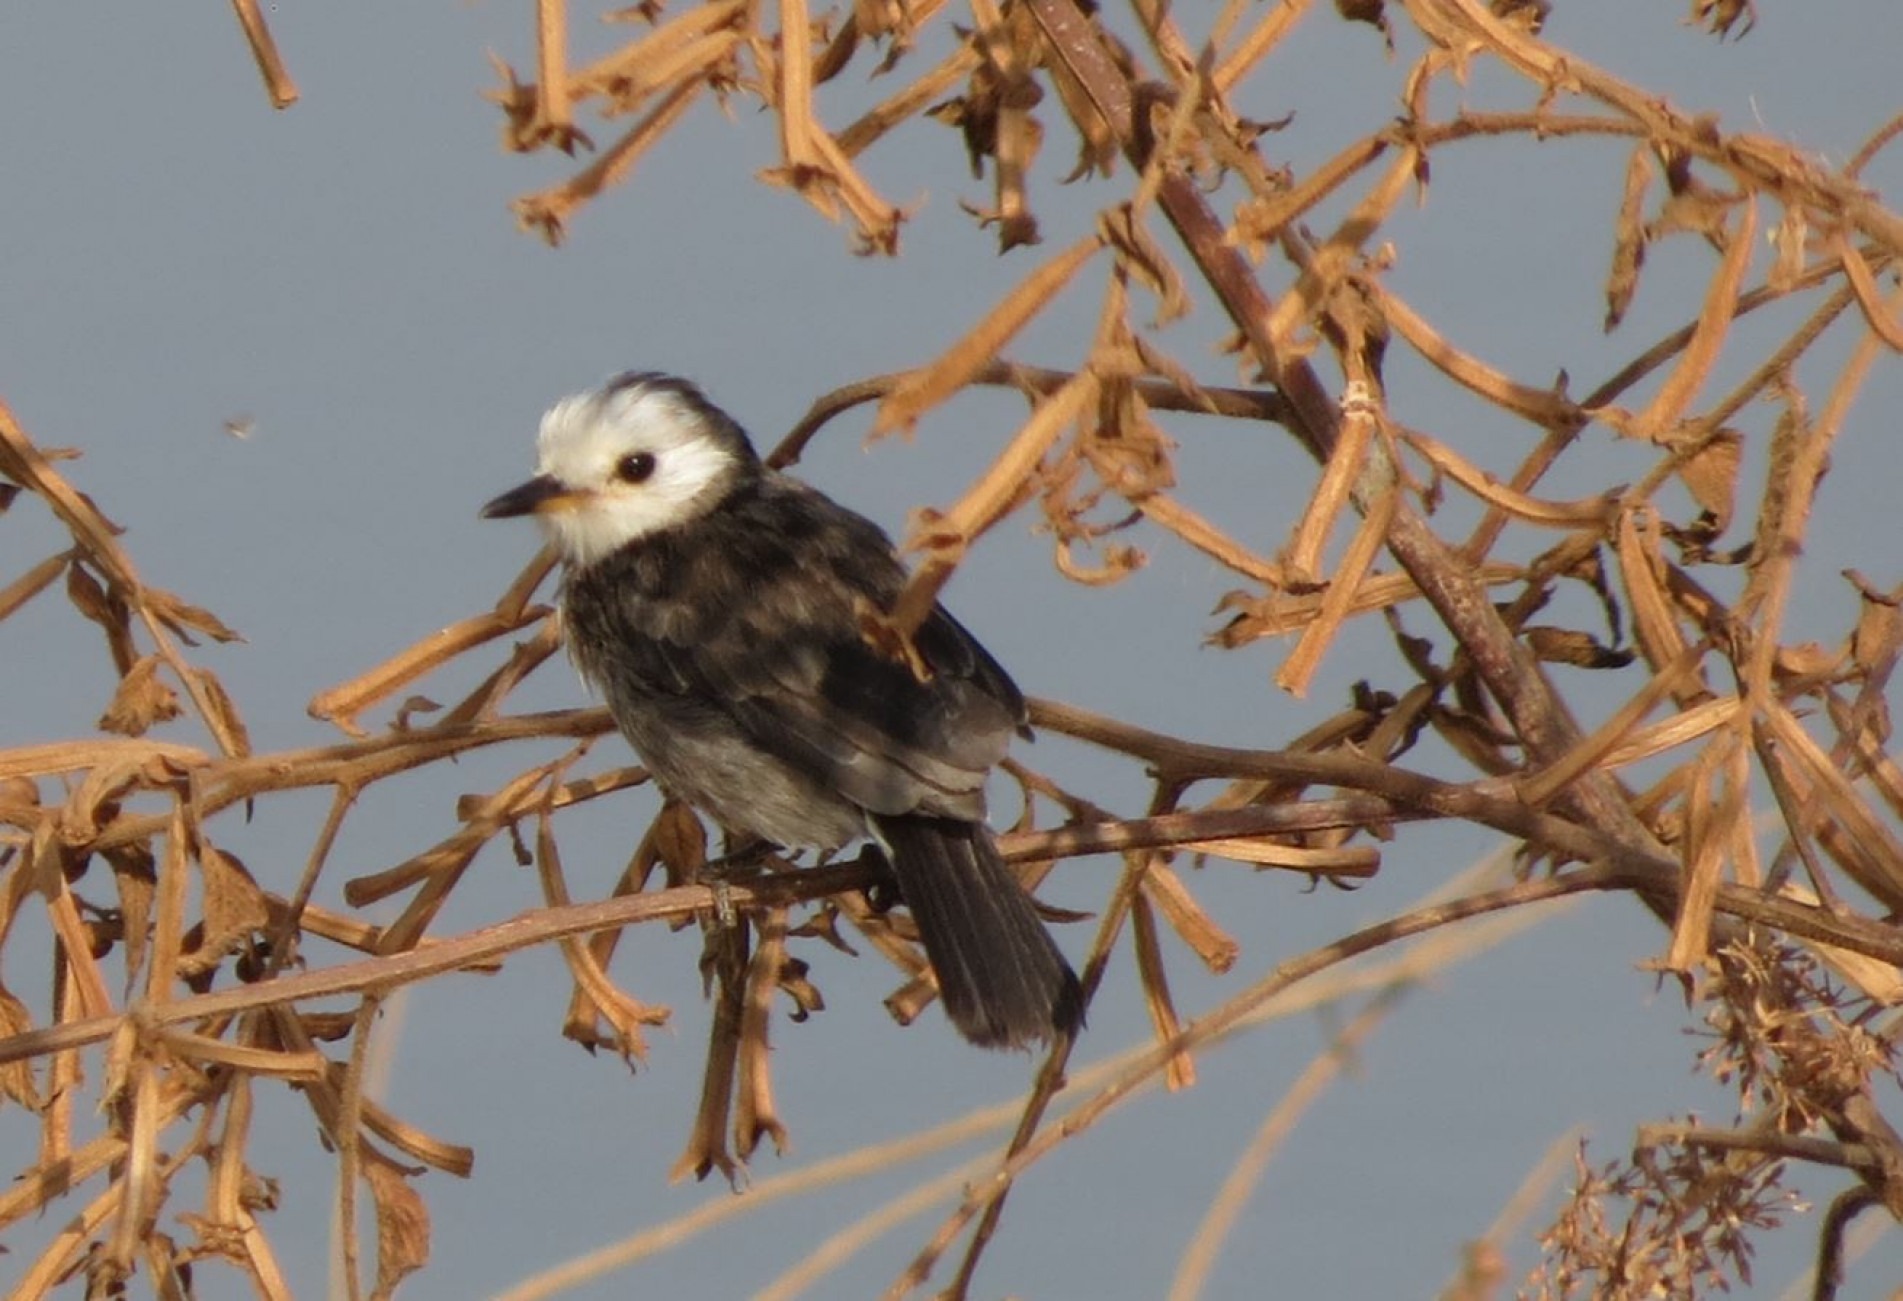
[604,684,867,851]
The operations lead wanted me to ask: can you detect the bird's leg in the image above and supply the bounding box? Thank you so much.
[698,835,778,930]
[709,880,737,930]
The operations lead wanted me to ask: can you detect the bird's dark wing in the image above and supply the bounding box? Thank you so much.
[565,474,1025,820]
[736,601,1023,817]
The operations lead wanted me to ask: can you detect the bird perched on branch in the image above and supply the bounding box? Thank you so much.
[481,372,1082,1048]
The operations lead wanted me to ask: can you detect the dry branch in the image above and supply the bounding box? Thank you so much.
[7,2,1903,1297]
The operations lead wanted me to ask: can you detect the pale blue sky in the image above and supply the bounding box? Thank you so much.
[3,4,1900,1298]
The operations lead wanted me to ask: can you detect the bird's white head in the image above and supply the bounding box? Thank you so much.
[482,373,756,568]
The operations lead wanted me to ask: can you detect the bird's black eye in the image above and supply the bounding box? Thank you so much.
[615,451,657,484]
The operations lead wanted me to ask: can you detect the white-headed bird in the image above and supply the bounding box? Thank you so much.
[482,372,1082,1048]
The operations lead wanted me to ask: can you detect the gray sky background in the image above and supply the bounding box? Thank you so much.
[3,3,1901,1298]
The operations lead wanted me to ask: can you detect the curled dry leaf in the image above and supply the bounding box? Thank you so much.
[651,797,710,884]
[1189,840,1381,875]
[1131,893,1194,1091]
[145,588,244,646]
[1763,702,1903,913]
[106,841,158,988]
[1523,625,1636,670]
[1053,537,1146,585]
[775,952,825,1018]
[1767,204,1808,292]
[1377,287,1580,429]
[535,811,670,1062]
[152,1028,327,1082]
[675,920,749,1187]
[393,695,442,732]
[1334,0,1394,44]
[188,666,253,758]
[1673,429,1741,532]
[1209,563,1522,646]
[364,1153,432,1301]
[1847,575,1903,689]
[1131,493,1276,583]
[1690,0,1758,40]
[1605,144,1652,331]
[1083,384,1177,499]
[1276,487,1397,699]
[1614,509,1694,675]
[1662,734,1747,973]
[179,846,271,979]
[1626,198,1758,442]
[1836,237,1903,352]
[1603,695,1739,771]
[97,655,182,738]
[577,0,747,115]
[0,982,42,1111]
[353,1094,476,1178]
[1405,428,1616,528]
[512,80,706,246]
[0,773,39,823]
[875,236,1103,436]
[735,906,790,1161]
[847,42,983,160]
[1100,204,1190,324]
[758,127,908,255]
[65,560,137,674]
[975,1,1049,251]
[1139,863,1240,974]
[0,551,70,623]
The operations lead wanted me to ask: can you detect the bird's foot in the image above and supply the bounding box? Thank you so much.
[695,840,777,931]
[850,840,903,914]
[707,879,737,930]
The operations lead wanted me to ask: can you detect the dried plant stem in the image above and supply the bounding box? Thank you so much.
[769,359,1289,468]
[885,867,1632,1297]
[1635,1123,1886,1175]
[1169,985,1408,1301]
[1030,0,1652,859]
[505,850,1554,1301]
[82,709,614,853]
[12,2,1903,1292]
[22,834,1894,1079]
[756,1151,999,1301]
[1436,1127,1583,1300]
[492,1078,1050,1301]
[332,994,383,1301]
[227,0,298,108]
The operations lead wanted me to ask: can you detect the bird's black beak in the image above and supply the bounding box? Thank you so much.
[481,474,574,519]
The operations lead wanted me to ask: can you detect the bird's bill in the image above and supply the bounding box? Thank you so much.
[480,474,588,519]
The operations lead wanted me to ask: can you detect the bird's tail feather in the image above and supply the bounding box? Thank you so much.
[870,813,1082,1049]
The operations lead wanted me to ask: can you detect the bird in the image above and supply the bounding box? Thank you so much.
[481,371,1082,1049]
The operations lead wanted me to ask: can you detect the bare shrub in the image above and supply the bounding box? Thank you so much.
[5,2,1903,1296]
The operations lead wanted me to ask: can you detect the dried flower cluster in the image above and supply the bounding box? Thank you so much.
[1532,940,1900,1297]
[5,0,1903,1297]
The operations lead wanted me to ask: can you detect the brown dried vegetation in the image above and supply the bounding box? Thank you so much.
[6,0,1903,1297]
